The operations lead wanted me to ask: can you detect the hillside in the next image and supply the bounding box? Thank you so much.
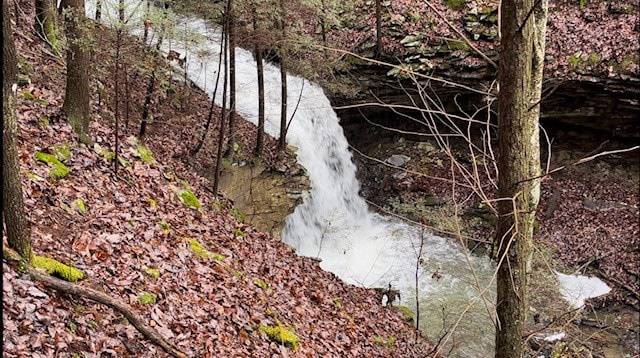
[2,1,435,357]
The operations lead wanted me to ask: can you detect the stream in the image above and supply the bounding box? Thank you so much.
[87,2,611,356]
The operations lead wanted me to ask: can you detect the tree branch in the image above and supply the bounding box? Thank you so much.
[3,244,189,358]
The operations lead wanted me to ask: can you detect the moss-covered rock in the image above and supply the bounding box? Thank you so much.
[394,305,415,322]
[33,255,84,282]
[34,152,70,179]
[135,143,155,164]
[178,186,201,209]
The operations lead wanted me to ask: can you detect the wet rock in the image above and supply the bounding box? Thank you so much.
[386,154,411,166]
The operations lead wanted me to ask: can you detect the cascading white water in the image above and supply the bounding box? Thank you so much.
[88,3,498,356]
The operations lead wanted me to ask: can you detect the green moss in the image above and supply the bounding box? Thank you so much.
[147,198,158,209]
[21,91,36,100]
[185,238,212,259]
[233,229,244,237]
[52,143,72,162]
[35,151,70,179]
[157,221,171,233]
[259,321,299,350]
[444,0,466,11]
[178,188,201,209]
[212,253,225,262]
[230,208,245,222]
[569,52,581,68]
[445,39,470,51]
[394,305,415,322]
[253,278,269,291]
[332,298,343,309]
[93,143,116,161]
[143,266,160,278]
[587,51,601,65]
[135,143,155,164]
[374,335,395,348]
[74,199,87,214]
[33,255,84,282]
[138,292,157,305]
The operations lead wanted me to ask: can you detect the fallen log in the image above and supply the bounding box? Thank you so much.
[3,243,189,358]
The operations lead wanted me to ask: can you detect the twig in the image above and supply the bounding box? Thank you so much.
[3,244,189,358]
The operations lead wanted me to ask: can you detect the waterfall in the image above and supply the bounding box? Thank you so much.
[161,20,498,356]
[87,3,499,356]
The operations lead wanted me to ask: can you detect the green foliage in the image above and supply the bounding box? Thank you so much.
[394,305,415,322]
[67,321,78,334]
[74,199,87,214]
[444,0,466,11]
[230,208,245,222]
[178,187,201,209]
[374,335,395,348]
[259,321,299,350]
[33,255,84,282]
[233,229,245,237]
[332,297,342,309]
[52,143,72,162]
[185,238,212,259]
[143,266,161,278]
[158,221,172,233]
[138,292,157,305]
[135,144,155,164]
[579,0,588,9]
[147,198,158,210]
[253,278,269,291]
[93,143,115,160]
[34,152,70,179]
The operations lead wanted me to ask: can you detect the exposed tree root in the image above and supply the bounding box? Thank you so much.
[3,243,189,358]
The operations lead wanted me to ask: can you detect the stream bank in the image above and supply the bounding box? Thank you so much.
[341,118,639,357]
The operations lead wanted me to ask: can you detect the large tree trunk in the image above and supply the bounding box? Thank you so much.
[494,0,547,357]
[3,0,33,262]
[63,0,91,144]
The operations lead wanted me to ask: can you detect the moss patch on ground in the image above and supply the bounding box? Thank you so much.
[33,255,84,282]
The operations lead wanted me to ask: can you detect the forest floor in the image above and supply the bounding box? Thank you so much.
[2,1,436,357]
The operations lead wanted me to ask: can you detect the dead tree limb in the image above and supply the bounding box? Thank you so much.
[3,244,189,358]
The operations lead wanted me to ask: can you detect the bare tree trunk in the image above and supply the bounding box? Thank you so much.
[62,0,91,145]
[3,0,33,262]
[255,45,265,155]
[212,10,230,196]
[95,0,102,21]
[494,0,547,357]
[192,29,225,156]
[375,0,382,58]
[139,69,155,139]
[225,0,237,159]
[114,29,121,176]
[119,0,125,23]
[277,0,287,152]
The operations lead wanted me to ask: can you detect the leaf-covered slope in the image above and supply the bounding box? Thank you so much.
[3,1,435,356]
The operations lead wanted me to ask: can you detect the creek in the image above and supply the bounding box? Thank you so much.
[87,2,612,356]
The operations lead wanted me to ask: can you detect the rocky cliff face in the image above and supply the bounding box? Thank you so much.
[330,64,639,141]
